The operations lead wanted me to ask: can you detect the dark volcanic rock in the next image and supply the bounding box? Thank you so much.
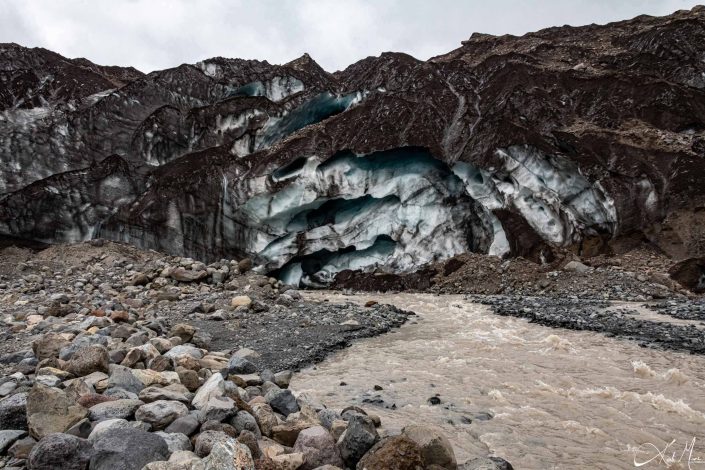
[89,427,169,470]
[27,433,93,470]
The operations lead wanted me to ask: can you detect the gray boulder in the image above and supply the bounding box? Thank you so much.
[28,433,93,470]
[89,427,169,470]
[264,389,299,417]
[134,400,189,430]
[337,414,379,467]
[0,393,28,430]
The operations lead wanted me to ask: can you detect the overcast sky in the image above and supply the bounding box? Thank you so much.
[1,0,701,73]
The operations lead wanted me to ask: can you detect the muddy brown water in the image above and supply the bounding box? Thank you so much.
[291,293,705,469]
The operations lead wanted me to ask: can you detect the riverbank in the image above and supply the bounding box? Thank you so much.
[0,240,484,469]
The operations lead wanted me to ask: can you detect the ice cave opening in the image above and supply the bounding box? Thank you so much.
[236,147,496,287]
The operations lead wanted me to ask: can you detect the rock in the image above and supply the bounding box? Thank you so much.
[77,394,116,409]
[563,261,590,273]
[165,414,200,436]
[237,258,253,273]
[270,451,305,469]
[271,420,311,447]
[167,450,204,469]
[88,399,143,421]
[226,355,257,375]
[164,344,203,360]
[90,427,169,470]
[88,418,132,442]
[177,369,200,392]
[26,385,88,439]
[0,392,28,430]
[155,431,193,453]
[460,457,514,470]
[337,414,379,467]
[131,369,180,387]
[135,400,189,429]
[32,333,71,361]
[197,396,236,423]
[202,438,255,470]
[403,425,457,469]
[194,430,230,457]
[8,435,36,459]
[0,430,26,453]
[139,386,189,403]
[265,388,299,417]
[27,433,93,470]
[294,425,343,469]
[192,372,225,409]
[230,296,252,308]
[169,324,196,343]
[65,345,110,377]
[107,365,145,394]
[251,403,279,437]
[230,411,261,438]
[357,435,424,470]
[274,370,293,388]
[65,418,93,439]
[330,420,347,441]
[170,267,208,283]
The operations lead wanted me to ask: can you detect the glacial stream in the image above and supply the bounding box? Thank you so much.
[291,293,705,469]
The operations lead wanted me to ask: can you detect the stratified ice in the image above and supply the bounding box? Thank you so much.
[237,148,493,286]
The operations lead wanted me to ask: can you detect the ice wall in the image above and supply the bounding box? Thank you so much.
[235,148,493,286]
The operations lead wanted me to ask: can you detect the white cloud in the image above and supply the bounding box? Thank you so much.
[0,0,701,73]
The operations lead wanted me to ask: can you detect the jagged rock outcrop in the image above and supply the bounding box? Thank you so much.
[1,7,705,286]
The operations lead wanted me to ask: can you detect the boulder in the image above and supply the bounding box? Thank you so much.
[88,399,143,421]
[8,435,36,459]
[155,431,193,453]
[164,345,203,360]
[107,365,145,394]
[230,296,252,308]
[32,333,70,361]
[26,385,88,439]
[135,400,189,429]
[0,429,26,453]
[194,430,230,457]
[196,396,236,423]
[230,410,261,438]
[563,260,590,273]
[294,425,343,469]
[337,414,379,467]
[202,438,255,470]
[251,402,279,437]
[88,418,132,442]
[265,388,299,417]
[226,355,257,375]
[0,392,28,430]
[192,373,225,409]
[168,324,196,343]
[65,345,110,377]
[402,425,457,469]
[138,386,190,403]
[170,267,208,283]
[90,427,169,470]
[165,415,200,436]
[357,435,424,470]
[27,433,93,470]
